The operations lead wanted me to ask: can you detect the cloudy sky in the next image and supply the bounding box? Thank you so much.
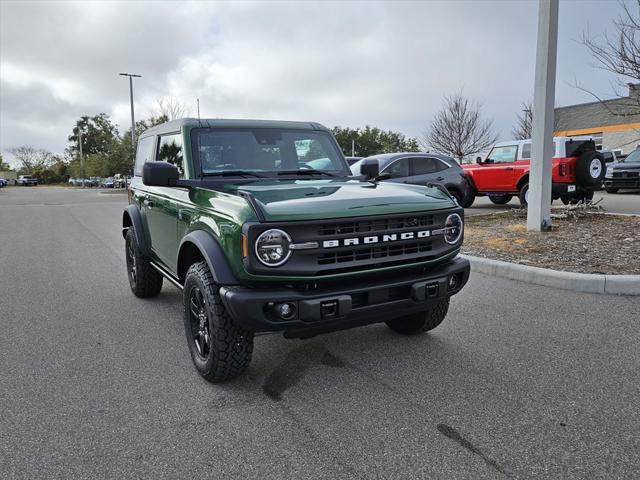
[0,0,629,166]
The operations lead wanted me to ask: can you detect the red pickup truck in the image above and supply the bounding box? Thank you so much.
[462,137,606,206]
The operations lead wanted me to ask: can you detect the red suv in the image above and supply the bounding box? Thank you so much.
[462,137,606,206]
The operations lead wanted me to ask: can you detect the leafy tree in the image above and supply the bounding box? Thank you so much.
[9,146,53,174]
[331,126,420,157]
[0,153,12,171]
[67,113,119,157]
[424,92,497,161]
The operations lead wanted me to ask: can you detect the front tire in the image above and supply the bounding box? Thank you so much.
[183,261,254,383]
[386,298,450,334]
[125,228,163,298]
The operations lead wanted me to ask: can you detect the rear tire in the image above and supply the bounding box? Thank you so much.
[183,261,254,382]
[125,228,163,298]
[450,189,475,208]
[518,183,529,207]
[489,194,513,205]
[386,298,450,335]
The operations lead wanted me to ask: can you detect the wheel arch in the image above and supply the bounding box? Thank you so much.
[516,173,530,191]
[177,231,238,286]
[122,205,149,256]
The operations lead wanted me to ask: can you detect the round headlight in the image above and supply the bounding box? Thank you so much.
[255,229,292,267]
[444,213,463,245]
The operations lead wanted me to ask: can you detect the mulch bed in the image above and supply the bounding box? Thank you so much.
[462,208,640,275]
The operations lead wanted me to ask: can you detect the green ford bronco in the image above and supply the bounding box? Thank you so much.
[123,118,470,382]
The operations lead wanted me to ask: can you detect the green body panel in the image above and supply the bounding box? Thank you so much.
[130,119,460,284]
[232,180,453,221]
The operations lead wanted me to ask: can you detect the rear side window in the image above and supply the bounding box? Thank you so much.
[157,133,184,177]
[134,136,156,176]
[521,143,531,159]
[413,157,448,175]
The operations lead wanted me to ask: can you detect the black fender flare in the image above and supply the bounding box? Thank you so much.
[122,205,149,256]
[177,230,238,286]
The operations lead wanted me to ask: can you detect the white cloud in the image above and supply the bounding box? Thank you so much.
[0,0,627,167]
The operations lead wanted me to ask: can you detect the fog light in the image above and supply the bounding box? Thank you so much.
[448,275,459,290]
[274,302,297,320]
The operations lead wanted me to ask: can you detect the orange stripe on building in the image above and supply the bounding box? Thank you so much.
[555,122,640,137]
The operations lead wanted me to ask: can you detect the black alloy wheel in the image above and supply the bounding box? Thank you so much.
[188,286,211,359]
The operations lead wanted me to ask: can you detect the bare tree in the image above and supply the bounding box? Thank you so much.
[580,0,640,115]
[155,97,190,120]
[512,102,533,140]
[512,101,562,140]
[9,146,52,174]
[424,92,497,161]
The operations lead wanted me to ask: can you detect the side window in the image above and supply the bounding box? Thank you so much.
[487,145,518,163]
[134,136,156,176]
[521,143,531,159]
[157,133,184,177]
[412,157,437,175]
[383,158,410,178]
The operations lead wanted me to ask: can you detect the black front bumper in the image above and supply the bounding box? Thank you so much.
[219,257,470,338]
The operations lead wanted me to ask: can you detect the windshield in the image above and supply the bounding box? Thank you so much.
[192,128,348,176]
[622,149,640,163]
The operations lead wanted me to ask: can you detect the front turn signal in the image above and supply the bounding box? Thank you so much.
[242,233,248,258]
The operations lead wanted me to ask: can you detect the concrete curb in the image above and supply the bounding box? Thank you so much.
[461,254,640,296]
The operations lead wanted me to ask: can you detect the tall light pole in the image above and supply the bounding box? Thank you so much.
[119,73,141,149]
[527,0,558,232]
[78,125,85,188]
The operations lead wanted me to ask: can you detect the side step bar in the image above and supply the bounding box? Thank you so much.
[150,261,183,290]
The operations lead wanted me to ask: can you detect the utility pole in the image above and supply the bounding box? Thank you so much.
[78,126,85,188]
[119,73,141,149]
[351,139,355,157]
[527,0,558,232]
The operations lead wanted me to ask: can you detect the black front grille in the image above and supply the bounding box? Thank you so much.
[318,240,433,265]
[244,209,461,277]
[318,214,434,236]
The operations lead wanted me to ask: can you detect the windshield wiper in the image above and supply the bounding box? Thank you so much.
[204,170,267,178]
[277,169,337,177]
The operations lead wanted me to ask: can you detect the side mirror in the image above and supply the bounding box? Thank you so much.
[360,158,380,180]
[476,156,483,164]
[143,161,179,187]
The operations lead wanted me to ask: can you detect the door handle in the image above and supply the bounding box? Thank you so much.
[436,176,445,181]
[504,167,514,171]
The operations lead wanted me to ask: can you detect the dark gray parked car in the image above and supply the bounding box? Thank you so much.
[350,153,474,207]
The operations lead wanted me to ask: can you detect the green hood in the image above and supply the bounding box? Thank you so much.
[232,179,455,222]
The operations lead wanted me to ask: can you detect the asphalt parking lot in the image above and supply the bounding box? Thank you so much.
[1,186,639,479]
[467,190,639,216]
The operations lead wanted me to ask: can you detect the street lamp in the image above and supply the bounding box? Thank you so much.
[119,73,141,149]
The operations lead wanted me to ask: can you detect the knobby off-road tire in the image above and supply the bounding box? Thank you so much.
[125,228,163,298]
[385,298,450,335]
[489,194,513,205]
[575,151,606,187]
[183,261,254,383]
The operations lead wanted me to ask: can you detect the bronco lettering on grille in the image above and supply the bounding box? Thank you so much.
[322,230,432,248]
